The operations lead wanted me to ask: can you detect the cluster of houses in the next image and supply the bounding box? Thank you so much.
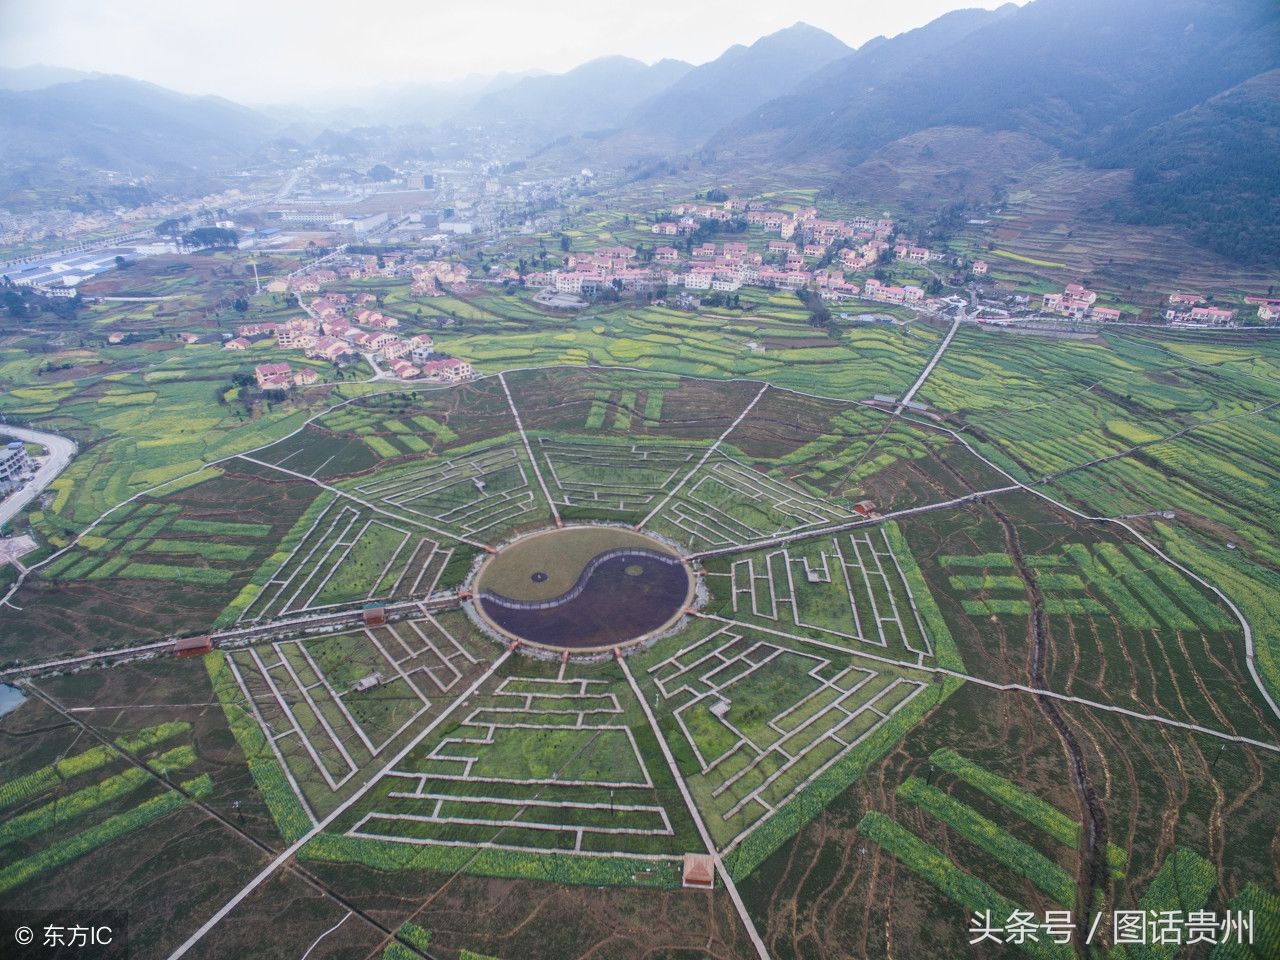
[410,260,471,296]
[253,362,319,390]
[1246,296,1280,322]
[519,198,945,310]
[526,245,664,295]
[1161,292,1237,326]
[267,256,409,296]
[1040,284,1124,323]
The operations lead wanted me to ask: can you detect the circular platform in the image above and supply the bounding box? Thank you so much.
[471,525,694,652]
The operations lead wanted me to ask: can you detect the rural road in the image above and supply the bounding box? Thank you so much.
[0,425,77,529]
[894,311,963,413]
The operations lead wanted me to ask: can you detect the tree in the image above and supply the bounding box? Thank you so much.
[182,227,238,250]
[114,255,128,270]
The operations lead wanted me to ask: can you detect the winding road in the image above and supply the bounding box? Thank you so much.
[0,425,77,529]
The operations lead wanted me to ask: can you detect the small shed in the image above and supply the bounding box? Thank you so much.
[682,853,716,890]
[174,636,213,658]
[353,672,383,692]
[362,604,387,627]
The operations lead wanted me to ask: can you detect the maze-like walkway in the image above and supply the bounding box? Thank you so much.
[238,497,450,622]
[227,616,477,812]
[351,675,681,860]
[719,527,933,660]
[536,439,697,512]
[351,444,543,539]
[647,625,927,851]
[649,454,856,550]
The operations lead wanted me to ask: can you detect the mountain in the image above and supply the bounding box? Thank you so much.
[720,0,1280,163]
[0,64,97,91]
[713,7,1012,155]
[460,56,693,135]
[0,75,275,174]
[629,23,851,142]
[1101,70,1280,263]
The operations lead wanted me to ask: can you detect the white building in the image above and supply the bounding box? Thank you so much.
[0,441,33,493]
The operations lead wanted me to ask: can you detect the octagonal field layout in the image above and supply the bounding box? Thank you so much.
[472,525,695,651]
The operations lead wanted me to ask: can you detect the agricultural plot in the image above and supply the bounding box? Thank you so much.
[915,496,1278,735]
[701,526,937,664]
[2,463,320,661]
[222,615,487,816]
[341,441,545,543]
[941,542,1234,630]
[633,619,944,877]
[646,453,858,551]
[722,386,1008,509]
[0,721,211,896]
[857,749,1234,960]
[505,366,769,443]
[532,438,698,518]
[233,492,450,622]
[314,661,704,886]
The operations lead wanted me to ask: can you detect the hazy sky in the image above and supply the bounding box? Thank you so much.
[0,0,1025,104]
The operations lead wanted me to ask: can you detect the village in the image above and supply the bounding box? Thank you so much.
[64,182,1258,413]
[222,257,476,389]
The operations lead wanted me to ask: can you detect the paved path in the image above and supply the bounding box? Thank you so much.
[618,655,772,960]
[165,648,512,960]
[700,613,1280,755]
[499,371,561,527]
[638,383,770,530]
[0,426,77,529]
[894,312,962,414]
[688,484,1021,561]
[239,454,492,551]
[0,590,458,681]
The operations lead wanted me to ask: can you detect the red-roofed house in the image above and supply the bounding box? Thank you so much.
[254,362,293,389]
[682,853,715,890]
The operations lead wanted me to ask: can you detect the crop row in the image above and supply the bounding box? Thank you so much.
[0,766,152,847]
[0,745,117,811]
[1118,848,1216,960]
[301,832,682,889]
[930,749,1127,874]
[0,775,211,895]
[857,811,1073,960]
[1207,883,1280,960]
[206,654,314,842]
[896,776,1076,906]
[115,720,191,755]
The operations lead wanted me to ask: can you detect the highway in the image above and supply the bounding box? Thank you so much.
[0,425,77,529]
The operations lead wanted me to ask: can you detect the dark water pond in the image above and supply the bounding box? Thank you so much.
[479,550,689,649]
